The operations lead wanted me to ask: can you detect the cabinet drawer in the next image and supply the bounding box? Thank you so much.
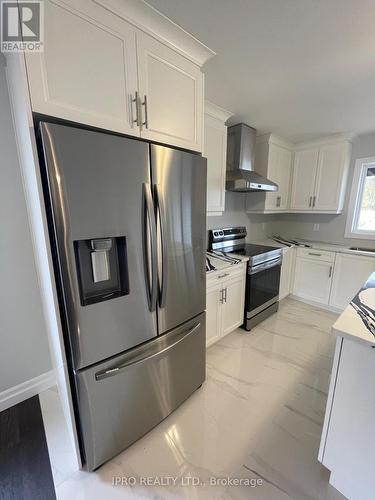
[207,263,246,286]
[296,248,335,263]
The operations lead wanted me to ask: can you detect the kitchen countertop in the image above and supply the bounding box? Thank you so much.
[332,272,375,347]
[206,251,248,274]
[255,238,375,258]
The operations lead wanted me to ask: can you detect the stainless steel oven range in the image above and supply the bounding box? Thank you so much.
[209,227,282,330]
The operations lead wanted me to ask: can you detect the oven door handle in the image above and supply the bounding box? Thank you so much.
[249,257,282,275]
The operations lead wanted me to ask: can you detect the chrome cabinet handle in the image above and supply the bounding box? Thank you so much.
[142,183,157,312]
[217,272,229,279]
[329,265,332,278]
[219,288,223,304]
[309,196,312,207]
[308,252,322,257]
[154,184,167,308]
[95,322,201,381]
[141,95,149,129]
[223,287,227,303]
[313,195,316,207]
[132,91,140,127]
[276,196,281,207]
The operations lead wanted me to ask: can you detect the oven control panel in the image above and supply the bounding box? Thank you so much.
[209,226,247,243]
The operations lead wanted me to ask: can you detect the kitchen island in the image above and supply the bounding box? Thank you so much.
[318,272,375,500]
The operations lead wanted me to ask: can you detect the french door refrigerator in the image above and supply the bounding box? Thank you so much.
[38,121,207,471]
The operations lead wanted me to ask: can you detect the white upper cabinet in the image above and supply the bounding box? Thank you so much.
[25,0,138,135]
[24,0,213,152]
[290,148,319,210]
[204,101,233,215]
[246,134,293,214]
[136,31,204,151]
[290,139,351,213]
[314,142,351,211]
[265,144,292,211]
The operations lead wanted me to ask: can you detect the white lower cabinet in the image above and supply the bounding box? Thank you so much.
[206,264,246,347]
[279,247,295,299]
[329,253,375,310]
[206,286,222,346]
[320,337,375,500]
[292,249,334,305]
[279,246,375,310]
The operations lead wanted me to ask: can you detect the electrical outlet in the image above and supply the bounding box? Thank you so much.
[313,224,320,231]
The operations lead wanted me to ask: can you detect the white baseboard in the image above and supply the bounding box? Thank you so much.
[0,370,56,412]
[288,294,343,314]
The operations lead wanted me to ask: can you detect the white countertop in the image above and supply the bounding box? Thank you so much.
[255,238,375,258]
[332,272,375,347]
[206,252,248,274]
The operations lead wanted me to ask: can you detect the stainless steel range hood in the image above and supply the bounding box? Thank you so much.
[226,123,278,192]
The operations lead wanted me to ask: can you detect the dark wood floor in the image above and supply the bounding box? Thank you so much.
[0,396,56,500]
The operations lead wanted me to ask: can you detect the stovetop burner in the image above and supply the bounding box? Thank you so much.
[208,226,282,330]
[208,227,282,266]
[241,243,280,257]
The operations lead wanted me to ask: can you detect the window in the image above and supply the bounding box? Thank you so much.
[346,157,375,239]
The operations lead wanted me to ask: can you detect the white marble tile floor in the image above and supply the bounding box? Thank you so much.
[41,298,347,500]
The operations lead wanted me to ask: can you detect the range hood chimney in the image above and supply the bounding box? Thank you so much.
[226,123,278,192]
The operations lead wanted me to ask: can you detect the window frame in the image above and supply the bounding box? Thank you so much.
[345,156,375,240]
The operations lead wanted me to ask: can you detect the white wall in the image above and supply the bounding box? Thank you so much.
[0,58,52,392]
[264,132,375,248]
[207,191,268,242]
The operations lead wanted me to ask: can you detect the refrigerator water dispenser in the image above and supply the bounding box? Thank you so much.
[74,236,129,306]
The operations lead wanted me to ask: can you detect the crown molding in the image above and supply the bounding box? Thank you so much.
[94,0,215,66]
[256,133,293,150]
[293,132,356,150]
[205,100,233,123]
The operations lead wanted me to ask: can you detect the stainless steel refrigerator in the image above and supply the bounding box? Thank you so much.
[38,121,207,471]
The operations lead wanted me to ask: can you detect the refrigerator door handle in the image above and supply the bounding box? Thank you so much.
[142,182,157,312]
[154,184,168,308]
[95,321,201,381]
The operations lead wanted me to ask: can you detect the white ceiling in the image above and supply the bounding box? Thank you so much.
[147,0,375,143]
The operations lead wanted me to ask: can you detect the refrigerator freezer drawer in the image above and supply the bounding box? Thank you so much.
[76,312,206,470]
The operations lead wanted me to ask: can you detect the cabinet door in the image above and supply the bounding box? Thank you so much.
[204,113,227,214]
[136,31,204,152]
[265,145,292,210]
[290,148,318,210]
[279,247,295,299]
[293,258,333,304]
[264,144,279,210]
[277,146,292,209]
[25,0,138,135]
[329,253,375,310]
[314,143,349,211]
[323,339,375,500]
[222,275,245,336]
[206,286,222,347]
